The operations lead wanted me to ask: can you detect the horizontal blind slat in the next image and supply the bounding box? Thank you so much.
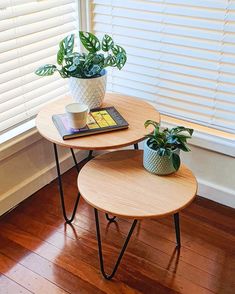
[92,0,235,133]
[0,78,66,113]
[0,23,75,54]
[1,12,76,43]
[0,4,75,32]
[1,32,76,64]
[0,86,68,124]
[95,24,222,51]
[0,0,75,20]
[0,0,79,134]
[0,55,60,92]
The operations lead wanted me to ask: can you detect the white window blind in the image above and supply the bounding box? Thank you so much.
[0,0,79,134]
[91,0,235,133]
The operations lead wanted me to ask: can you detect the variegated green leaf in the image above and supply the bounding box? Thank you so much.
[111,44,126,56]
[57,34,74,65]
[63,34,74,54]
[104,54,116,67]
[102,34,114,51]
[57,46,65,65]
[79,31,100,53]
[58,68,69,78]
[35,64,57,76]
[116,52,127,69]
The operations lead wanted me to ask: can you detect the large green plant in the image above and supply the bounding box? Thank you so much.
[144,120,194,170]
[35,32,127,78]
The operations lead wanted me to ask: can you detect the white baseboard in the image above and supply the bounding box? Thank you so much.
[0,150,88,216]
[197,179,235,208]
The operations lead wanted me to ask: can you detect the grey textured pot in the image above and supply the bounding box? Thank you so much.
[143,140,180,175]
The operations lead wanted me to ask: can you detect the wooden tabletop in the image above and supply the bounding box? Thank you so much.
[36,92,160,150]
[78,150,197,219]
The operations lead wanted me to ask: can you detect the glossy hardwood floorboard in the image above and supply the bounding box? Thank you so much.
[0,166,234,294]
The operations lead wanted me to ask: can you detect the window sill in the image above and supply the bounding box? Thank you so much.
[1,108,235,162]
[161,114,235,157]
[0,119,42,162]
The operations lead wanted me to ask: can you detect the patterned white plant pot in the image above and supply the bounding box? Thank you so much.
[68,70,107,109]
[143,140,180,175]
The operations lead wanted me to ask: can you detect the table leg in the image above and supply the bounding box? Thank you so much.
[94,208,137,280]
[54,145,117,224]
[70,148,80,173]
[174,213,181,248]
[53,143,82,224]
[87,150,93,160]
[105,213,117,222]
[134,143,139,150]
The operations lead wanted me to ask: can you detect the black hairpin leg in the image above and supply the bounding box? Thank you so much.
[105,213,117,222]
[134,143,139,150]
[87,150,93,160]
[70,148,80,173]
[94,208,137,280]
[53,143,81,223]
[174,213,181,248]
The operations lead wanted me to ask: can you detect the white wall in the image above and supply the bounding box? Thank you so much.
[182,145,235,207]
[0,131,88,216]
[0,128,235,216]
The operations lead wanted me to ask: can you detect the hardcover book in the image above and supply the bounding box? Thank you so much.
[52,106,129,140]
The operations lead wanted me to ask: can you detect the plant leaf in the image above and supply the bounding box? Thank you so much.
[57,34,74,65]
[166,136,179,145]
[86,53,104,65]
[165,149,172,158]
[111,44,126,56]
[116,52,127,69]
[57,47,65,65]
[178,142,191,152]
[102,34,114,51]
[63,34,74,55]
[58,68,69,78]
[172,126,194,136]
[35,64,57,76]
[104,54,116,67]
[84,64,101,77]
[144,120,160,129]
[172,153,181,171]
[79,31,101,53]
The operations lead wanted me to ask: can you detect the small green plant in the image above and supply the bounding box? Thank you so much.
[144,120,194,170]
[35,31,127,79]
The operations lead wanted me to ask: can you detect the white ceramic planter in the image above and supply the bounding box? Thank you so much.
[143,140,180,175]
[68,70,107,109]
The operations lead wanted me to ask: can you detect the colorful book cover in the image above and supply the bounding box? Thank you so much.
[52,106,129,140]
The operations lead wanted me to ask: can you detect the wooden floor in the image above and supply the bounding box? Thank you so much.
[0,166,235,294]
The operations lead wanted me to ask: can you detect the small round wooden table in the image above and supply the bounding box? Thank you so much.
[36,93,160,223]
[78,150,197,280]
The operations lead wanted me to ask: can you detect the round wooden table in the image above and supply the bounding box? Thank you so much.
[78,150,197,279]
[36,93,160,223]
[36,92,160,150]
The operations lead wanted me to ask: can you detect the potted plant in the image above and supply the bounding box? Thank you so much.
[143,120,194,175]
[35,32,127,109]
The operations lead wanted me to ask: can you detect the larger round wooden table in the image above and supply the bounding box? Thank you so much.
[36,92,160,150]
[36,92,160,223]
[78,150,197,279]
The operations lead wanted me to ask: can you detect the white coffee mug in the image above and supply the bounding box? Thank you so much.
[65,103,88,129]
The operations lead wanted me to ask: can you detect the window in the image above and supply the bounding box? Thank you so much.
[91,0,235,133]
[0,0,79,135]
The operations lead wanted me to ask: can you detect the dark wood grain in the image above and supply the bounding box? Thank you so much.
[0,167,234,294]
